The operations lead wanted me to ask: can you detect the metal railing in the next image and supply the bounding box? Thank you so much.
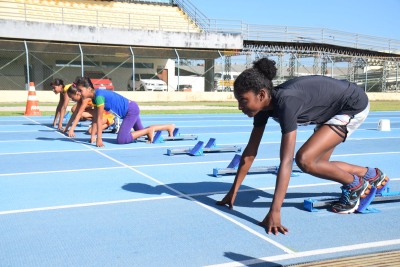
[172,0,400,55]
[1,0,400,55]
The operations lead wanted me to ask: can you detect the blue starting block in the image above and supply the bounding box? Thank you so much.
[138,128,198,143]
[62,111,83,127]
[303,182,400,213]
[212,154,302,177]
[63,111,71,121]
[166,138,242,156]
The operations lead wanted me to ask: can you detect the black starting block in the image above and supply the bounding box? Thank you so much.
[213,154,303,177]
[303,182,400,213]
[137,128,198,143]
[166,138,242,156]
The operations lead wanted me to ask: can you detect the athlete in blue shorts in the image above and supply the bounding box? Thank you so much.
[74,77,175,147]
[216,58,389,235]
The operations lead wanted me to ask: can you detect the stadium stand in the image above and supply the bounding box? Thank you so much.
[0,0,201,32]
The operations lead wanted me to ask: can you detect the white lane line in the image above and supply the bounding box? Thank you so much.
[0,195,178,215]
[0,139,42,143]
[25,117,297,254]
[89,145,295,254]
[0,130,40,133]
[1,152,400,177]
[205,239,400,267]
[0,166,125,177]
[1,135,400,155]
[2,179,399,215]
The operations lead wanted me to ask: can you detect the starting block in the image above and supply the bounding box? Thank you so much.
[303,182,400,213]
[166,138,242,156]
[63,111,72,121]
[212,154,303,177]
[138,128,198,143]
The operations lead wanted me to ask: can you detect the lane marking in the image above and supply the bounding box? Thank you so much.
[205,239,400,267]
[1,151,400,176]
[1,136,400,155]
[1,179,398,216]
[23,117,296,254]
[0,195,178,215]
[3,116,398,255]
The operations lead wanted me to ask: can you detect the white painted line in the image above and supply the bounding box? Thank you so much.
[0,149,95,156]
[0,139,39,143]
[0,195,177,215]
[0,130,41,133]
[1,135,399,156]
[2,179,398,215]
[205,239,400,267]
[0,166,125,177]
[90,143,296,254]
[24,117,296,254]
[8,117,399,254]
[1,151,400,176]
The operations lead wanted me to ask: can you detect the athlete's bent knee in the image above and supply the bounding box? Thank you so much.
[295,152,315,173]
[116,134,133,144]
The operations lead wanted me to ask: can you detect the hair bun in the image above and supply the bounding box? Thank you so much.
[253,58,277,80]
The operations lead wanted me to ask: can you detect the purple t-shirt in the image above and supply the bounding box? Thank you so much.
[253,75,369,134]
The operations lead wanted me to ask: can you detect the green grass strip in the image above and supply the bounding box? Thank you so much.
[0,101,398,116]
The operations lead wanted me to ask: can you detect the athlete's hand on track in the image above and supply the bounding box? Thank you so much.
[259,210,288,235]
[216,190,236,210]
[96,139,104,147]
[67,129,75,138]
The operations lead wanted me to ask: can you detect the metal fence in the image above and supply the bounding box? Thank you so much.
[1,39,398,93]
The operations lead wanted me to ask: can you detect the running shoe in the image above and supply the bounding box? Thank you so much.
[365,168,389,194]
[331,178,372,214]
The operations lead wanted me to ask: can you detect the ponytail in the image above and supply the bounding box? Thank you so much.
[234,57,277,96]
[253,58,277,81]
[74,76,94,90]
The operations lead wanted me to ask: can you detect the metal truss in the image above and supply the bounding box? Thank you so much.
[240,42,400,92]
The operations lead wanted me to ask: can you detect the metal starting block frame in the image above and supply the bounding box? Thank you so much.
[303,184,400,213]
[167,138,242,156]
[213,154,303,177]
[137,128,198,143]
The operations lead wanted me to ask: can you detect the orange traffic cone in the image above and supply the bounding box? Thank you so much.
[24,82,41,116]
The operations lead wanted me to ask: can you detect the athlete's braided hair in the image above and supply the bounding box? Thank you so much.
[234,57,277,96]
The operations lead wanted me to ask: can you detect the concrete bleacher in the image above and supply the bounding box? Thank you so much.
[0,0,201,32]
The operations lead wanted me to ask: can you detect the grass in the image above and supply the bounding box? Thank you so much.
[0,101,398,116]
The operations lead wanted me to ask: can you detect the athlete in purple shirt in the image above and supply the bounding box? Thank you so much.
[217,58,389,235]
[74,77,175,147]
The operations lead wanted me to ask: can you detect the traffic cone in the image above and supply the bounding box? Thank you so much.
[24,82,41,116]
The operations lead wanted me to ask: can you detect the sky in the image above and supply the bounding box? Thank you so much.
[189,0,400,40]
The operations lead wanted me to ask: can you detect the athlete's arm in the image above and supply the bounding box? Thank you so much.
[259,129,297,235]
[58,93,70,130]
[216,125,265,209]
[67,99,90,137]
[95,104,105,147]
